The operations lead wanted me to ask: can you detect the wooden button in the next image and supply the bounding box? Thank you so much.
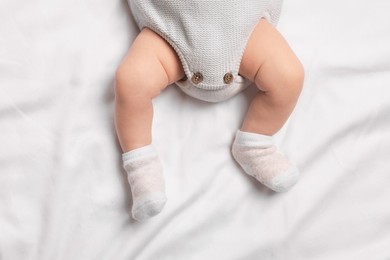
[191,72,203,84]
[223,73,234,84]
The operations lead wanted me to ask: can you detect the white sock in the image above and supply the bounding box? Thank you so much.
[122,145,167,221]
[232,130,299,192]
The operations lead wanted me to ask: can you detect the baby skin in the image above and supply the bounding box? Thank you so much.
[115,19,304,221]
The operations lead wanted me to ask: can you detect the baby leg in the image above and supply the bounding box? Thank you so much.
[233,19,304,192]
[115,28,184,220]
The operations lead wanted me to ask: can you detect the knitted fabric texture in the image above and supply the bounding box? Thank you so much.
[129,0,283,102]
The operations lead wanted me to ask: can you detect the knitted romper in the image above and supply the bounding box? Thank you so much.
[129,0,283,102]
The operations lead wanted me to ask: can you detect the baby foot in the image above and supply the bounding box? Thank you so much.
[232,130,299,192]
[122,145,167,221]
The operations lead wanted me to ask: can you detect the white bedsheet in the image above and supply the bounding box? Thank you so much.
[1,0,390,259]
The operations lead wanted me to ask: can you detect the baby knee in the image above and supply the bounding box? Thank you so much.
[272,61,304,103]
[115,66,137,102]
[115,62,164,101]
[259,61,304,106]
[283,61,305,98]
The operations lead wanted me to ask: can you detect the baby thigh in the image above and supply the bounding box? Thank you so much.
[115,28,184,152]
[239,19,304,135]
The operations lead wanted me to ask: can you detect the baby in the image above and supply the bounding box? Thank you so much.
[115,0,304,221]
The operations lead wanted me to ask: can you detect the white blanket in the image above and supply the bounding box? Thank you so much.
[1,0,390,259]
